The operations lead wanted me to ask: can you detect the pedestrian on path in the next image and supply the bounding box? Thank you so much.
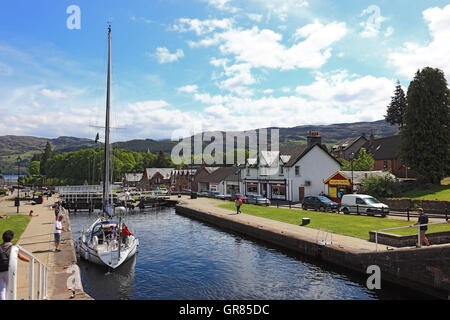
[53,215,65,252]
[235,198,242,214]
[0,230,30,300]
[29,210,39,217]
[413,208,430,247]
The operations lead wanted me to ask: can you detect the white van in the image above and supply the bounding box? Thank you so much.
[340,194,389,217]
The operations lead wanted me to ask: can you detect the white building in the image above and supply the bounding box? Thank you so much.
[241,131,341,203]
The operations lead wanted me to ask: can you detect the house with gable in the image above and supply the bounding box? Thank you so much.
[139,168,174,190]
[242,131,341,202]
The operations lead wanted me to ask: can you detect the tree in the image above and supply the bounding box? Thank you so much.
[40,142,55,175]
[400,67,450,185]
[385,80,407,128]
[155,150,169,167]
[338,148,375,171]
[361,175,400,199]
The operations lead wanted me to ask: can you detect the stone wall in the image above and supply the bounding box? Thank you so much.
[369,230,450,247]
[381,198,450,214]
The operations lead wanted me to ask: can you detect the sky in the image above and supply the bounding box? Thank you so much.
[0,0,449,142]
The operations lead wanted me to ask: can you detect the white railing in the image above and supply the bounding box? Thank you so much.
[316,229,333,246]
[8,245,48,300]
[375,221,450,252]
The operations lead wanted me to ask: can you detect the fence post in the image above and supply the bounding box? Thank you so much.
[417,225,421,248]
[407,207,410,221]
[29,257,35,300]
[357,205,359,215]
[277,202,279,208]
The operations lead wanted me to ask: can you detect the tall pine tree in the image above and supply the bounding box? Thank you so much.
[40,142,55,175]
[385,80,407,128]
[400,67,450,185]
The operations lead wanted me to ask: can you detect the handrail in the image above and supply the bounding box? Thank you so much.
[375,221,450,252]
[8,245,48,300]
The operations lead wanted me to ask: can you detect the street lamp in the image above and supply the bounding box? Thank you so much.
[16,156,22,213]
[350,152,355,194]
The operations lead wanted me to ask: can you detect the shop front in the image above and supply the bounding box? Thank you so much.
[324,172,352,203]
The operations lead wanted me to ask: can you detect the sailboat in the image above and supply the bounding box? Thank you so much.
[76,26,139,269]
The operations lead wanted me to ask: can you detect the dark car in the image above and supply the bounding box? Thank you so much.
[302,196,339,212]
[230,193,247,201]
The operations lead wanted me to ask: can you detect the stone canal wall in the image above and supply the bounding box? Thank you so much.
[369,230,450,247]
[176,204,450,300]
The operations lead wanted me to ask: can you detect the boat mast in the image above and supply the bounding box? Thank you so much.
[103,25,112,217]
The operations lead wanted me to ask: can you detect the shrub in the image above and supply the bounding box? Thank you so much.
[361,175,401,199]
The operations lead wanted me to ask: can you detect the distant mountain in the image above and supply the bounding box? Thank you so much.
[0,120,398,174]
[0,136,99,174]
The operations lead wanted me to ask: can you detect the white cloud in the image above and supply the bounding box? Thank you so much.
[154,47,184,64]
[360,5,387,38]
[247,13,263,22]
[41,88,68,100]
[177,85,199,93]
[203,0,239,12]
[384,26,394,38]
[389,4,450,78]
[172,18,233,35]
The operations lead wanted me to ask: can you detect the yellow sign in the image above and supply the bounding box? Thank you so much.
[329,187,337,198]
[328,179,350,186]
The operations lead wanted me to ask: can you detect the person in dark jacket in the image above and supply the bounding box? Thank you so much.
[413,208,430,247]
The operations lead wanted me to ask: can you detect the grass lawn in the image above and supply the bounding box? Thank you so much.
[218,203,450,240]
[398,184,450,201]
[397,177,450,201]
[0,215,31,245]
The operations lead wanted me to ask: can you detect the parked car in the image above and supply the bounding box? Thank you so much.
[208,191,221,198]
[340,194,389,217]
[230,193,247,201]
[302,196,339,212]
[198,191,210,197]
[245,195,271,206]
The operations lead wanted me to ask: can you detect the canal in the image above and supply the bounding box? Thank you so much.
[69,207,427,300]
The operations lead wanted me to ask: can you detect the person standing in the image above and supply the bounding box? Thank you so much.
[413,208,430,247]
[53,215,65,252]
[235,198,242,214]
[0,230,30,300]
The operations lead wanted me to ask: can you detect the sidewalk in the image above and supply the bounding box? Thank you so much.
[173,196,393,253]
[0,194,92,300]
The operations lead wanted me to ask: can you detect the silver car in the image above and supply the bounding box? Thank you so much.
[245,195,271,206]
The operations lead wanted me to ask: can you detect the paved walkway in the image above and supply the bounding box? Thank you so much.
[0,192,92,300]
[173,196,406,253]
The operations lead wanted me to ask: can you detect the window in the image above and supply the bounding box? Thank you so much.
[295,166,300,176]
[356,198,365,205]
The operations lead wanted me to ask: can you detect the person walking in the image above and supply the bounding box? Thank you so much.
[53,215,65,252]
[235,198,242,214]
[413,208,430,247]
[0,230,30,300]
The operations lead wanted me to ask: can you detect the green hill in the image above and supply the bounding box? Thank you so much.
[0,120,398,174]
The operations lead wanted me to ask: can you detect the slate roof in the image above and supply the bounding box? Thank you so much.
[144,168,174,180]
[124,173,143,182]
[363,135,401,160]
[197,166,240,183]
[332,136,367,151]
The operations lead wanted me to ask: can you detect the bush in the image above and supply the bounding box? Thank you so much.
[361,175,401,199]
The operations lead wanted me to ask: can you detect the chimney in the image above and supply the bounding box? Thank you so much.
[307,131,322,149]
[369,133,375,146]
[362,132,366,139]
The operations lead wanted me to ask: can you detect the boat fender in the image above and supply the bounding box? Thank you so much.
[84,250,89,261]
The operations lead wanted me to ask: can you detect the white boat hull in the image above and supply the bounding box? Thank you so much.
[77,237,139,269]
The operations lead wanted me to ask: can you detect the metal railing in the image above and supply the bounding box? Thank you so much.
[8,245,48,300]
[375,221,450,252]
[316,229,334,246]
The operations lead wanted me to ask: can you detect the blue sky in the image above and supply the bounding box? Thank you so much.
[0,0,449,141]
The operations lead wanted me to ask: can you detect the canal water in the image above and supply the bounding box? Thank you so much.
[69,207,426,300]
